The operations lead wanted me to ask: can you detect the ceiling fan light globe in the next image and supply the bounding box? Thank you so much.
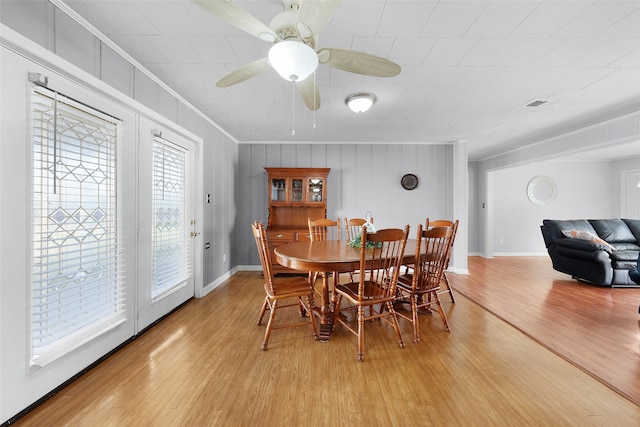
[268,41,318,82]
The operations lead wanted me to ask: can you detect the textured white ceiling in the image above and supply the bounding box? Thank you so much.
[62,0,640,160]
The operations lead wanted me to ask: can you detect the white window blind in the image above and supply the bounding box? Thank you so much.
[152,139,190,300]
[31,87,125,367]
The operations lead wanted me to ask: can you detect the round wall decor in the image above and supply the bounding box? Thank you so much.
[526,175,557,205]
[401,173,418,190]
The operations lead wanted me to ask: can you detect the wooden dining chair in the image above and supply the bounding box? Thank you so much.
[344,217,373,241]
[402,218,459,303]
[307,217,341,287]
[396,224,453,343]
[426,219,459,303]
[344,217,373,281]
[251,221,318,350]
[333,225,410,361]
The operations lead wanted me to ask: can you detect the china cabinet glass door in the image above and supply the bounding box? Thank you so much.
[270,178,287,202]
[308,178,324,203]
[292,178,303,202]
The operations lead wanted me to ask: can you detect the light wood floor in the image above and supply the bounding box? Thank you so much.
[14,259,640,426]
[451,255,640,405]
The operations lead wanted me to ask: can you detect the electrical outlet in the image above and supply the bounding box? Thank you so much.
[205,242,210,249]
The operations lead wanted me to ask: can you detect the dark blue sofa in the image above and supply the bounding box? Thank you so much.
[540,218,640,287]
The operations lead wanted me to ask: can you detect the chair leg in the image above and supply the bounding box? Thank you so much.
[432,292,451,332]
[262,299,278,350]
[357,305,365,362]
[441,274,456,303]
[257,297,269,325]
[410,295,420,344]
[387,301,405,349]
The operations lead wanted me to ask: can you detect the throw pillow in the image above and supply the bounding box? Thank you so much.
[561,229,616,251]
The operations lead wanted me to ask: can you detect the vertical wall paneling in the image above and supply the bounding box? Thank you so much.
[158,87,178,124]
[311,143,327,168]
[281,144,297,165]
[265,144,282,166]
[133,69,158,112]
[326,145,343,220]
[250,145,267,227]
[54,8,99,77]
[237,142,456,266]
[237,144,254,266]
[371,144,391,227]
[356,145,373,221]
[341,145,358,217]
[296,144,312,167]
[177,101,192,131]
[399,144,420,227]
[0,1,51,51]
[100,44,134,98]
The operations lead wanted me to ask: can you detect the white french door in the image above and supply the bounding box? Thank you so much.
[137,117,198,331]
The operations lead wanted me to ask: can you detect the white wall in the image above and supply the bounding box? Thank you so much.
[475,112,640,256]
[490,160,616,255]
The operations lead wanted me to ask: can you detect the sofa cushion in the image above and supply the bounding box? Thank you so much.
[561,229,616,252]
[542,219,596,245]
[610,251,640,270]
[590,219,636,243]
[623,219,640,242]
[610,242,640,251]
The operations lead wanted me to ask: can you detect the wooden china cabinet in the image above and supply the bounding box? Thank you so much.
[264,167,330,274]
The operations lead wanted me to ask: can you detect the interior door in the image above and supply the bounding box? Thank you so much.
[622,170,640,218]
[137,117,198,331]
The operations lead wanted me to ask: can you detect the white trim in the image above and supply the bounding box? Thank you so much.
[200,267,241,297]
[1,25,202,146]
[47,0,237,144]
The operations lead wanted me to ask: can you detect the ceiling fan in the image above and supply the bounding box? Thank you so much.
[192,0,401,110]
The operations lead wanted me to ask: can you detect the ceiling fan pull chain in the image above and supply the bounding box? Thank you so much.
[313,72,317,129]
[291,80,296,136]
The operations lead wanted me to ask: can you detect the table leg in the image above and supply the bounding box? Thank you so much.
[316,272,333,341]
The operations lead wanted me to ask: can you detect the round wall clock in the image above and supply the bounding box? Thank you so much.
[401,173,418,190]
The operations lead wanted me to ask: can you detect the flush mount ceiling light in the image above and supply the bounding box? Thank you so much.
[268,40,318,82]
[346,93,376,113]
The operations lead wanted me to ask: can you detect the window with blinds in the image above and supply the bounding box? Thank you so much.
[31,87,125,367]
[152,139,190,300]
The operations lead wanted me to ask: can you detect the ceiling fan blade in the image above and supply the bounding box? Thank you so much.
[192,0,277,41]
[216,58,270,88]
[317,48,401,77]
[296,76,321,110]
[296,0,342,37]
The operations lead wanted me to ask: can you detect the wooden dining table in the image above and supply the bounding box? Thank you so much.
[274,239,419,340]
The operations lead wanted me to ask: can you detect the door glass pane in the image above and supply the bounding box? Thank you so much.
[152,140,190,300]
[31,88,124,366]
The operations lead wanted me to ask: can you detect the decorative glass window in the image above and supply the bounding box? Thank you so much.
[31,87,124,367]
[152,139,190,300]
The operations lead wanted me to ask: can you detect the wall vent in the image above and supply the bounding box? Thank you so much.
[525,99,548,107]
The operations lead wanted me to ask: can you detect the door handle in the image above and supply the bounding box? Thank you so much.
[190,231,200,237]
